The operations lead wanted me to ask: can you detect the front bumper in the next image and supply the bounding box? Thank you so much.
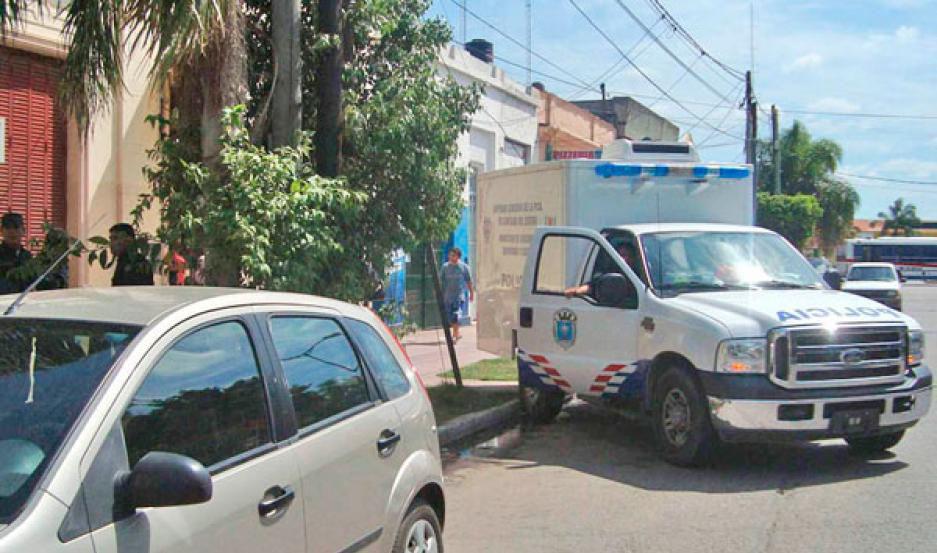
[845,290,902,310]
[702,366,932,442]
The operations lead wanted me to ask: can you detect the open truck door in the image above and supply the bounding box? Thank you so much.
[516,227,646,419]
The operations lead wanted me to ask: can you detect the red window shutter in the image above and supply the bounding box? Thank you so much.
[0,46,68,252]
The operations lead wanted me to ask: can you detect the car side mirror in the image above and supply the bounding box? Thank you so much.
[119,452,212,511]
[594,273,637,309]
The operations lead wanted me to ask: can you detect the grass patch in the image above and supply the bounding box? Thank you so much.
[438,357,517,382]
[427,384,516,425]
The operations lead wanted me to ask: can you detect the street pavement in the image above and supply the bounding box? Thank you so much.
[441,284,937,553]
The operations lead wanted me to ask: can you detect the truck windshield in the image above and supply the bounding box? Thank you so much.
[0,319,140,524]
[848,266,896,282]
[640,231,824,295]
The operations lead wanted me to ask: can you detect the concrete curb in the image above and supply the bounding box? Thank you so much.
[437,399,521,447]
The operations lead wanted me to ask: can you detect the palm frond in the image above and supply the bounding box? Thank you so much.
[58,0,124,129]
[0,0,31,34]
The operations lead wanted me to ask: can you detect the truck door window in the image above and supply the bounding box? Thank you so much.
[535,235,597,294]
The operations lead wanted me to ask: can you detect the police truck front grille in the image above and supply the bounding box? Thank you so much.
[770,325,907,388]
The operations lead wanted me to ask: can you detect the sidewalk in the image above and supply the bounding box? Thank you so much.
[401,324,511,387]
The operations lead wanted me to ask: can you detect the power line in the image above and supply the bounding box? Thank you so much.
[610,0,739,105]
[838,172,937,186]
[566,15,666,101]
[566,0,740,141]
[447,0,595,90]
[784,109,937,121]
[643,0,746,80]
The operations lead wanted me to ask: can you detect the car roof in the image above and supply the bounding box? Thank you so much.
[0,287,363,326]
[849,262,896,269]
[604,223,772,235]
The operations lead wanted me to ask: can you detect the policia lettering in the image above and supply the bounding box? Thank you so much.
[777,306,900,323]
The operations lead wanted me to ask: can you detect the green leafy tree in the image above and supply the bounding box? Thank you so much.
[757,193,824,249]
[756,121,858,254]
[136,106,367,297]
[816,180,861,258]
[878,198,921,236]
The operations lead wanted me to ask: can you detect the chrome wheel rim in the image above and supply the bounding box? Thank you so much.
[405,519,438,553]
[662,388,691,447]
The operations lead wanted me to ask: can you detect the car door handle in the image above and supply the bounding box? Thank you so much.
[377,429,401,457]
[258,485,295,518]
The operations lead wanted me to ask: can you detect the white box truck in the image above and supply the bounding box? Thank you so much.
[476,140,931,466]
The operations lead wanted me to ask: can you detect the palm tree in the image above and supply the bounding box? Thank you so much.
[777,121,843,196]
[0,1,246,164]
[878,198,921,236]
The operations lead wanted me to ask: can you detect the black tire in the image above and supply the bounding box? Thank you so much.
[519,385,565,424]
[392,499,444,553]
[651,366,717,467]
[846,431,905,454]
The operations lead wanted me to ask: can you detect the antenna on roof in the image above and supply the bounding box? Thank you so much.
[3,240,82,316]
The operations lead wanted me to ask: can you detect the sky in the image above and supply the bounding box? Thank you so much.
[427,0,937,220]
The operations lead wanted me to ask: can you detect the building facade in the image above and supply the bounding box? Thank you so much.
[534,84,617,161]
[573,96,679,141]
[406,42,539,328]
[1,10,161,287]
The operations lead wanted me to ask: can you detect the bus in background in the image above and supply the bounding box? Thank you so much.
[839,237,937,281]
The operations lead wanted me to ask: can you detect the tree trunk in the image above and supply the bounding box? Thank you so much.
[199,2,248,168]
[315,0,343,177]
[271,0,303,148]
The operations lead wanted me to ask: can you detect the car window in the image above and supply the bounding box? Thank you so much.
[0,320,139,524]
[345,318,411,400]
[268,317,370,430]
[122,321,271,470]
[535,234,600,294]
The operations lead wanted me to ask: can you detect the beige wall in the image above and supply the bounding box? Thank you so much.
[6,10,162,287]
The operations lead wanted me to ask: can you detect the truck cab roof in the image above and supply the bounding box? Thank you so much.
[603,222,775,236]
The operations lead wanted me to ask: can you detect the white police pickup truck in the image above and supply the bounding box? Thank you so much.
[476,140,931,466]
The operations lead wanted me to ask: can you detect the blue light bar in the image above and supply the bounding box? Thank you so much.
[595,163,670,178]
[595,163,751,180]
[719,166,751,179]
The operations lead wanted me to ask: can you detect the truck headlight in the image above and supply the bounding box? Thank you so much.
[716,339,767,374]
[909,330,925,367]
[886,290,900,298]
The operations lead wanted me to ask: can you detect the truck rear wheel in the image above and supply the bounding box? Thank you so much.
[520,385,565,424]
[652,366,717,467]
[846,431,905,454]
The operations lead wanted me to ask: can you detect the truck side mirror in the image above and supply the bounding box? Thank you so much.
[594,273,637,309]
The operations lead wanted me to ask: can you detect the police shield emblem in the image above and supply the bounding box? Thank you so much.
[553,308,577,349]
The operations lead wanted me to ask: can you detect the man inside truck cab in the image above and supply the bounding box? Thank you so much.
[564,237,644,298]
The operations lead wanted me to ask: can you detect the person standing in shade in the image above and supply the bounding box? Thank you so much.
[441,247,474,342]
[0,213,32,294]
[109,223,154,286]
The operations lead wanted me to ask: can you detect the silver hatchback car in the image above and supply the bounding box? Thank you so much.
[0,287,444,553]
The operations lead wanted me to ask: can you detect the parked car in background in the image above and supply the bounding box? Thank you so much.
[844,262,904,310]
[0,287,444,553]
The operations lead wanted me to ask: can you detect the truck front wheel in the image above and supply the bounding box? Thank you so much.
[652,366,717,467]
[846,431,905,454]
[520,385,565,424]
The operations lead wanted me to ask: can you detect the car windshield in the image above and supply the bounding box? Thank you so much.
[848,266,896,282]
[0,319,139,524]
[640,231,825,296]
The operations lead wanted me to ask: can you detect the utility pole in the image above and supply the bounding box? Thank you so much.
[771,104,781,194]
[461,1,467,44]
[315,0,344,177]
[525,0,532,86]
[744,70,757,218]
[271,0,302,148]
[426,244,463,388]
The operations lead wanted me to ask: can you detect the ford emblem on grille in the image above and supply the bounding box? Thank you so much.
[840,348,867,365]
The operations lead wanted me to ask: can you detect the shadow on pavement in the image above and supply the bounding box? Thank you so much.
[449,401,909,494]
